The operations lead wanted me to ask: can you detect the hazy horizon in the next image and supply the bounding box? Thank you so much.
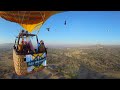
[1,42,120,46]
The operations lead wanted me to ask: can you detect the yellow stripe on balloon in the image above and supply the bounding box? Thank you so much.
[20,22,43,33]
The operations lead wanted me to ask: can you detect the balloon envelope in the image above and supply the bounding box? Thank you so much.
[0,11,60,32]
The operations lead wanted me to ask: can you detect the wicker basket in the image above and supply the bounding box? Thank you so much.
[13,49,45,76]
[13,49,27,75]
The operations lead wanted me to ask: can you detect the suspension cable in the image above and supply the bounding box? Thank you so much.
[20,11,27,25]
[36,11,45,35]
[26,11,31,32]
[3,11,20,33]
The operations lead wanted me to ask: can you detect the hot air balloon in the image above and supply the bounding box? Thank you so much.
[0,11,61,75]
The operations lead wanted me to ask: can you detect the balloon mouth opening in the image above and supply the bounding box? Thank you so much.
[20,22,43,33]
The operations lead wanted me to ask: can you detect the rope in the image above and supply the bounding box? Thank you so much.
[11,11,20,33]
[40,11,45,22]
[20,11,27,25]
[36,11,45,35]
[17,11,22,33]
[18,11,20,24]
[20,11,27,33]
[36,23,43,35]
[9,32,16,38]
[28,12,40,34]
[26,11,31,32]
[1,11,19,32]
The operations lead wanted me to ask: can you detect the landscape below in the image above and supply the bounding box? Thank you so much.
[0,43,120,79]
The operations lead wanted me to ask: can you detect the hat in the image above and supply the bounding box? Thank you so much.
[40,40,44,44]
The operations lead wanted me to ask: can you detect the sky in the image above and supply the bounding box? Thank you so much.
[0,11,120,45]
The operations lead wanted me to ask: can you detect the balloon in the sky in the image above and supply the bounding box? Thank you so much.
[0,11,61,32]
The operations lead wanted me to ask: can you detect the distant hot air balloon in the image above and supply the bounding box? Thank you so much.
[64,20,66,25]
